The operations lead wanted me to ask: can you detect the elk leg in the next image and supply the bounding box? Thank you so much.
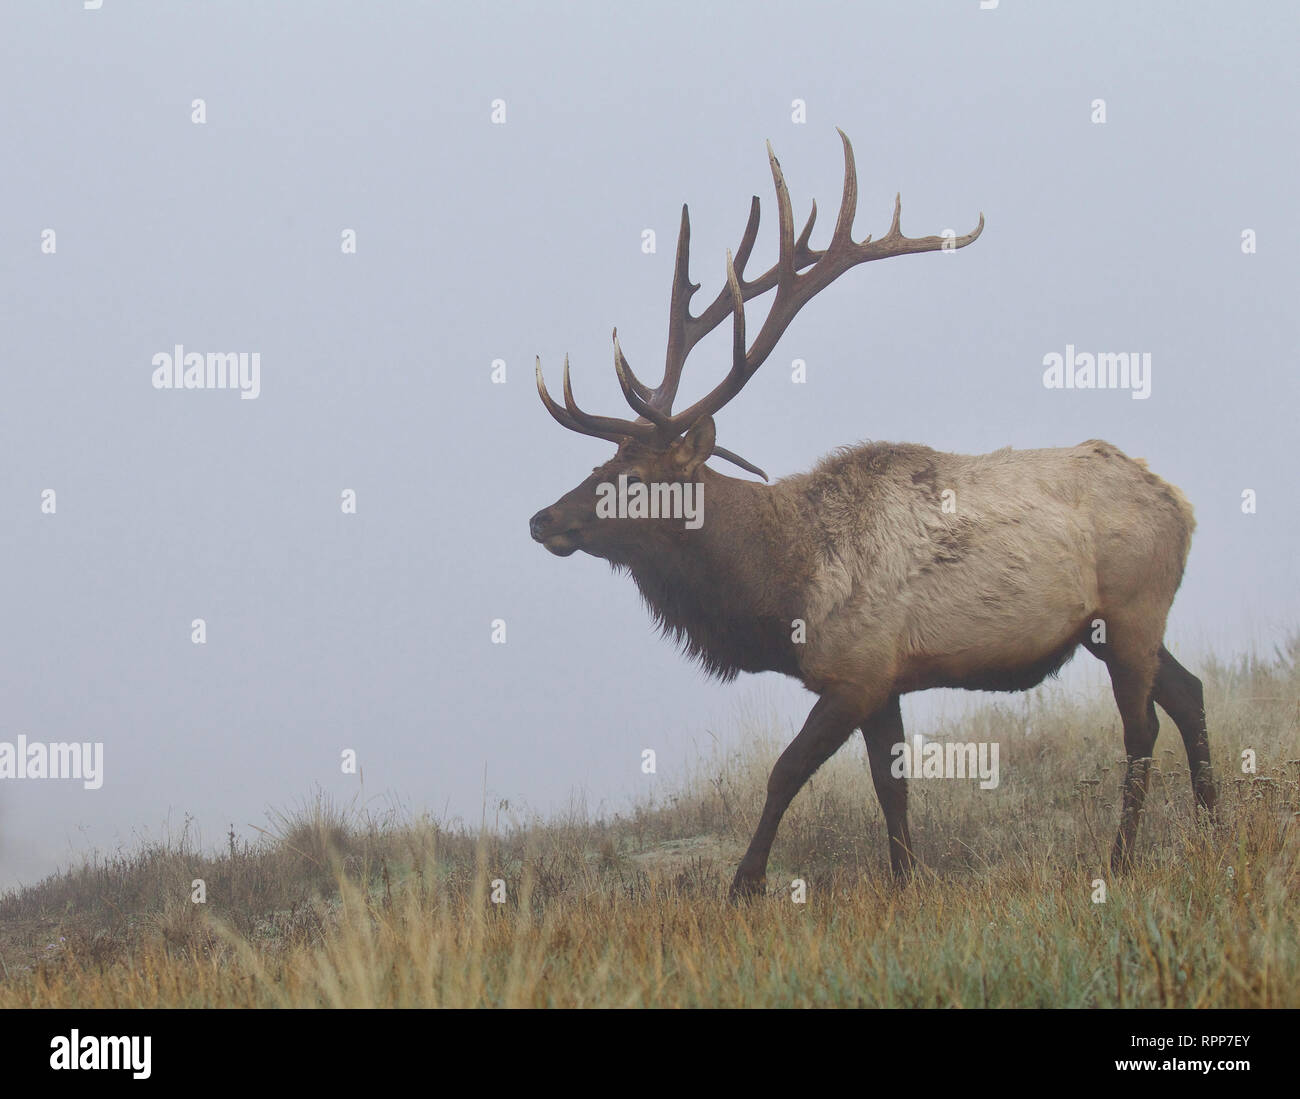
[1093,647,1160,872]
[862,696,915,880]
[1111,694,1159,871]
[730,693,863,901]
[1151,644,1217,817]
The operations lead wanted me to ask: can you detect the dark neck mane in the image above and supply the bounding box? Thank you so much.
[617,470,804,681]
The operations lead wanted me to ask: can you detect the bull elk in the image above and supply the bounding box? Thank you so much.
[529,130,1217,900]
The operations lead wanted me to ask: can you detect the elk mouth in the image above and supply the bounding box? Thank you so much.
[539,531,580,556]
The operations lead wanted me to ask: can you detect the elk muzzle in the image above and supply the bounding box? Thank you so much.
[529,506,579,556]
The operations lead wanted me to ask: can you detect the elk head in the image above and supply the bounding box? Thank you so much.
[529,129,984,561]
[528,420,719,560]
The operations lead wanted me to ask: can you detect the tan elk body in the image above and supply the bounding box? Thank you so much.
[530,132,1217,899]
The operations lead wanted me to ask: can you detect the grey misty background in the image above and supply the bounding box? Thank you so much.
[0,2,1296,892]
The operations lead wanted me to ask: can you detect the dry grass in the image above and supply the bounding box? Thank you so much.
[2,641,1296,1007]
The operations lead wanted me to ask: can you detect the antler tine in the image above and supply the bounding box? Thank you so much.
[887,191,902,239]
[712,445,768,481]
[536,355,652,444]
[612,330,671,427]
[828,127,859,249]
[725,248,747,388]
[655,204,700,413]
[793,198,819,261]
[731,194,763,274]
[610,327,654,401]
[536,357,611,439]
[767,140,797,279]
[561,355,657,440]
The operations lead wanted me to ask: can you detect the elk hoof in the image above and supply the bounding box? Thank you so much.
[891,862,917,886]
[728,871,766,903]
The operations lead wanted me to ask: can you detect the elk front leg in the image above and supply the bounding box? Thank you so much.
[730,693,864,901]
[863,696,915,880]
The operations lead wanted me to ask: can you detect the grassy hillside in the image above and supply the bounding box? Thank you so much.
[2,642,1296,1007]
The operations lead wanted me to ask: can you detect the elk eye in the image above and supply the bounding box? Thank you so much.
[625,473,643,484]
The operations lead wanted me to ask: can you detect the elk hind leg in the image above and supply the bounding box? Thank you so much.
[1151,644,1217,818]
[862,696,914,881]
[1087,636,1161,871]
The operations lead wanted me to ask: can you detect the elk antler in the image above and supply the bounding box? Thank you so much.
[536,129,984,478]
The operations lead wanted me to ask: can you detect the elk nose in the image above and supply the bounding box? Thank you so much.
[529,509,552,542]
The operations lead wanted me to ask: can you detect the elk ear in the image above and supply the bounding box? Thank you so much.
[668,417,716,478]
